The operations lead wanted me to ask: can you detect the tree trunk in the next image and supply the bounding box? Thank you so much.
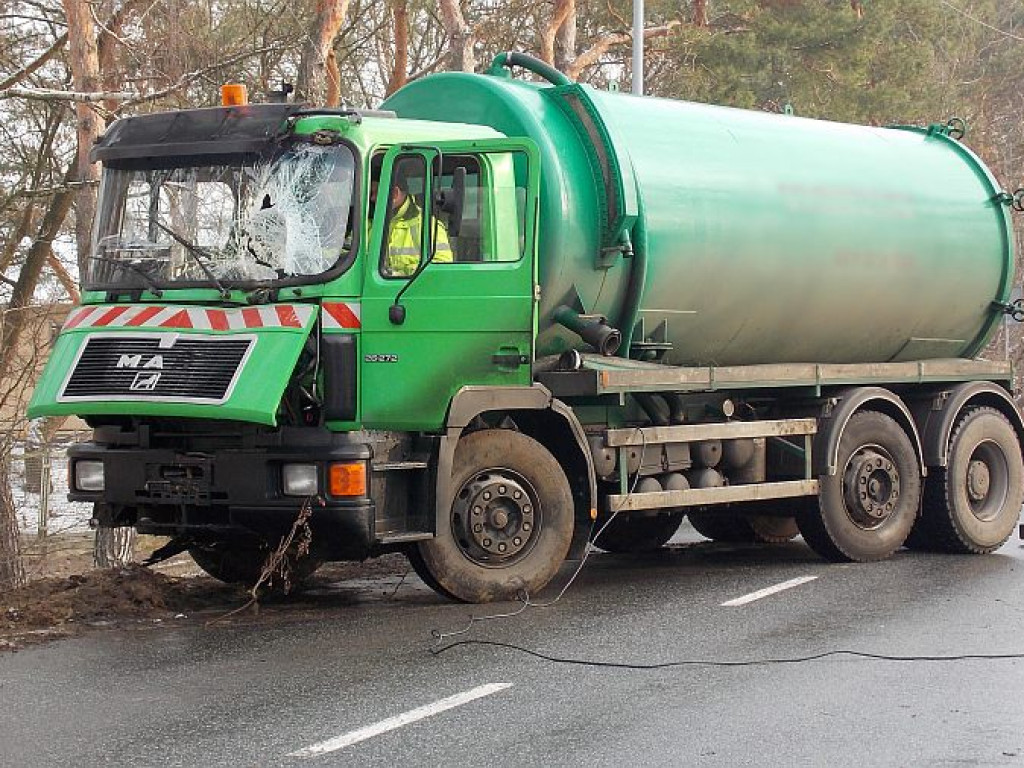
[296,0,350,105]
[438,0,476,72]
[385,0,409,96]
[93,526,137,568]
[541,0,574,68]
[0,454,25,591]
[693,0,709,27]
[554,1,577,74]
[62,0,103,276]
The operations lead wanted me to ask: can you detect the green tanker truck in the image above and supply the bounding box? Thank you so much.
[27,53,1024,602]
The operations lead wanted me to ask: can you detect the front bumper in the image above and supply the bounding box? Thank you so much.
[69,435,376,559]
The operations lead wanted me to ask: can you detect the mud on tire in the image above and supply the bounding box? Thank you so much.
[413,429,574,603]
[798,411,920,562]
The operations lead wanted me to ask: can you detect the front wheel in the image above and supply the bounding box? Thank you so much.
[189,542,321,591]
[413,430,574,603]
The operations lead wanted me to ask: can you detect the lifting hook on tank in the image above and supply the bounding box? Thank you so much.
[993,298,1024,323]
[928,117,967,141]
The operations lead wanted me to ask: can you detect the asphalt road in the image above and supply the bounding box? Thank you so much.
[4,522,1024,767]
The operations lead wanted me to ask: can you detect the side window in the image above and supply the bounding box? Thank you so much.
[373,149,530,278]
[434,152,527,264]
[377,155,429,278]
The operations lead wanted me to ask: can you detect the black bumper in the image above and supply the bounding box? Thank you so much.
[69,435,376,559]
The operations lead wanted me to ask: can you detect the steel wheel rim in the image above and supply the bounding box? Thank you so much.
[964,439,1009,523]
[842,443,901,530]
[451,467,542,567]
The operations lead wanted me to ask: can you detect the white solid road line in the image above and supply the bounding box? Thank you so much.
[288,682,513,758]
[721,575,819,607]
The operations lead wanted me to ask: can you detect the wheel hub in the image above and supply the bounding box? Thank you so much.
[453,471,537,562]
[843,447,901,529]
[967,459,990,502]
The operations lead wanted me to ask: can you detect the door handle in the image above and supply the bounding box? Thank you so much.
[492,352,530,368]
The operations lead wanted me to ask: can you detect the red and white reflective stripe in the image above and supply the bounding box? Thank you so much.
[321,302,361,330]
[62,304,315,331]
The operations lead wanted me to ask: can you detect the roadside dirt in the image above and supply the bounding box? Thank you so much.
[2,535,414,652]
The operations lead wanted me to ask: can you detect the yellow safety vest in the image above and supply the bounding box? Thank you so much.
[386,197,453,277]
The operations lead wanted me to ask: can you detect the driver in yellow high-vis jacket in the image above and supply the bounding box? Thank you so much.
[370,164,453,277]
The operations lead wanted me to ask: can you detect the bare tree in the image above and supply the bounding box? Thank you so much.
[386,0,410,96]
[438,0,476,72]
[540,0,574,67]
[692,0,709,27]
[62,0,103,276]
[296,0,351,105]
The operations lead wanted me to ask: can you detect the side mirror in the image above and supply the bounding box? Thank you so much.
[434,166,466,237]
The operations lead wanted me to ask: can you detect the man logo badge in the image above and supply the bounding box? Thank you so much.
[130,371,161,391]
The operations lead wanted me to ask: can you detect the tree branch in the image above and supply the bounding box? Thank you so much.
[118,44,289,110]
[567,21,680,80]
[0,32,68,91]
[0,86,132,102]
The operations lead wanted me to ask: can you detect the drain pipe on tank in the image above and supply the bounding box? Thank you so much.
[618,223,648,357]
[552,306,622,356]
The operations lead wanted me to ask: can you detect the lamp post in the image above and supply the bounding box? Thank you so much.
[632,0,644,95]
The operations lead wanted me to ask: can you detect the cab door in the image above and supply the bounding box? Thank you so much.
[359,139,540,431]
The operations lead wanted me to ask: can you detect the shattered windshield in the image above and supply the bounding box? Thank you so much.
[86,143,356,289]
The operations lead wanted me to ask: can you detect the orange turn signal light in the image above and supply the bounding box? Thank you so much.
[221,83,248,106]
[329,462,366,497]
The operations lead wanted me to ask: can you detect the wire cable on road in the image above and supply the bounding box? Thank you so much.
[430,429,649,645]
[431,639,1024,669]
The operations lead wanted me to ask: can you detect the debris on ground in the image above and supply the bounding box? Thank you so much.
[1,546,414,652]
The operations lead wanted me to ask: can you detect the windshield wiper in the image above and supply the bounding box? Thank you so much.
[88,254,164,297]
[153,221,233,300]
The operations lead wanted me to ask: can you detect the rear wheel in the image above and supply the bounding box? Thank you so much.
[909,407,1022,554]
[594,511,684,553]
[798,411,920,562]
[748,515,800,544]
[414,430,574,603]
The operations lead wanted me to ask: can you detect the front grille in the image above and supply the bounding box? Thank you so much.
[60,334,253,403]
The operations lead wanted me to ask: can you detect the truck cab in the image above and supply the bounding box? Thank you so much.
[28,102,569,598]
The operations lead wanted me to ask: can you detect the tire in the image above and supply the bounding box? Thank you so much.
[414,430,574,603]
[797,411,920,562]
[189,542,321,591]
[748,516,800,544]
[594,511,684,553]
[687,509,756,542]
[909,407,1023,554]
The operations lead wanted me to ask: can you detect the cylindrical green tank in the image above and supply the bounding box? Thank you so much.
[383,56,1014,366]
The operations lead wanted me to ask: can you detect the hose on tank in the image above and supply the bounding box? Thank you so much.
[634,392,669,427]
[487,52,573,87]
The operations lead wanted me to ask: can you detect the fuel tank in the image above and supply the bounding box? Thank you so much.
[383,57,1014,365]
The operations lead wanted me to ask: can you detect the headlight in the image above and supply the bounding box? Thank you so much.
[282,463,318,496]
[74,460,105,492]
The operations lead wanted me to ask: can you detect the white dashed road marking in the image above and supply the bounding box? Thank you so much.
[288,682,513,758]
[721,575,819,607]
